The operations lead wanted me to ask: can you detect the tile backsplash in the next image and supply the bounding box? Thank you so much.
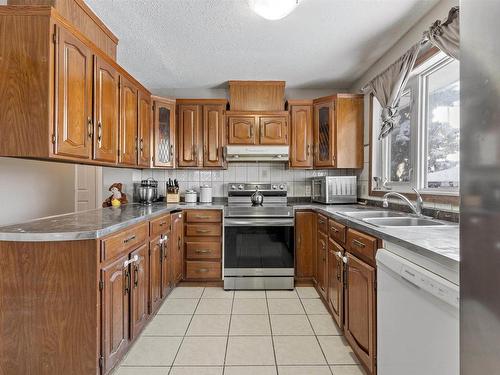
[140,163,358,198]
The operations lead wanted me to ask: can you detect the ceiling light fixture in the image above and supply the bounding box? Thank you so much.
[248,0,299,21]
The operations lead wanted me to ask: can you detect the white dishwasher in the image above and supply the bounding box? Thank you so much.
[376,248,459,375]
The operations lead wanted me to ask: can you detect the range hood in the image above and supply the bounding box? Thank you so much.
[225,145,289,162]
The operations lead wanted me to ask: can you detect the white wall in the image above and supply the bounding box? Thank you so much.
[101,166,142,203]
[0,158,75,226]
[351,0,459,213]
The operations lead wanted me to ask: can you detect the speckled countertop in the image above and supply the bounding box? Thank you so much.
[0,202,224,242]
[0,202,459,268]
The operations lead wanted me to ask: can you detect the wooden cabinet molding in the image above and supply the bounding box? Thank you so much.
[138,89,152,167]
[228,80,285,111]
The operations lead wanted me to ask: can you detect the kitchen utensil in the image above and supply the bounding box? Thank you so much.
[184,189,197,203]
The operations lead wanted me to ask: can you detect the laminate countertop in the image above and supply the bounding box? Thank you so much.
[0,203,224,242]
[0,202,459,270]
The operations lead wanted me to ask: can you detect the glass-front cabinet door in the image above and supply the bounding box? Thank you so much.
[153,98,176,168]
[314,100,336,167]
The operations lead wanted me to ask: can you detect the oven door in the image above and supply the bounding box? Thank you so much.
[224,218,294,276]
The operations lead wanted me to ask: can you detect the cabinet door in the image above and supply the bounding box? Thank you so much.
[227,116,256,145]
[328,239,344,330]
[259,116,288,145]
[138,90,152,167]
[316,231,328,299]
[153,100,176,168]
[290,106,313,168]
[203,105,225,168]
[149,236,162,314]
[94,56,118,163]
[178,104,202,167]
[295,211,316,279]
[314,101,336,168]
[336,96,364,168]
[101,254,130,373]
[55,26,93,159]
[119,76,138,166]
[130,244,149,338]
[161,232,172,298]
[344,252,376,374]
[171,212,184,283]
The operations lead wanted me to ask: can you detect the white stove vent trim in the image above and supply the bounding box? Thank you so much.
[225,145,289,162]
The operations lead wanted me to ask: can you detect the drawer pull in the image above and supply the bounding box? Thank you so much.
[195,215,211,219]
[134,266,139,287]
[196,268,210,273]
[196,229,210,234]
[318,220,325,225]
[159,221,167,227]
[123,235,136,244]
[352,239,366,248]
[124,269,130,294]
[195,249,212,254]
[330,227,339,233]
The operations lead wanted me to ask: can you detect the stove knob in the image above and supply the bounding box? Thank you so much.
[238,184,244,190]
[231,185,237,190]
[279,184,285,190]
[272,184,278,190]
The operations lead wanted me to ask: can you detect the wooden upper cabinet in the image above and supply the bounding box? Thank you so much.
[55,26,93,160]
[336,95,364,168]
[295,211,316,280]
[93,56,118,164]
[119,75,138,166]
[227,115,256,145]
[153,98,176,168]
[259,116,288,145]
[203,105,225,168]
[344,252,376,374]
[289,104,313,168]
[313,95,364,169]
[130,244,149,339]
[138,90,152,167]
[101,254,130,374]
[178,104,202,167]
[313,100,336,168]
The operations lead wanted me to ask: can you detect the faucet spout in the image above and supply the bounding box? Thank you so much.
[382,188,424,217]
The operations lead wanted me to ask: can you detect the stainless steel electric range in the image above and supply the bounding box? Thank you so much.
[223,182,294,290]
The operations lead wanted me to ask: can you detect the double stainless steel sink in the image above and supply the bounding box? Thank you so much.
[339,210,456,228]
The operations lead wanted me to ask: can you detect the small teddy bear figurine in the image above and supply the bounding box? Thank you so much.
[102,183,128,208]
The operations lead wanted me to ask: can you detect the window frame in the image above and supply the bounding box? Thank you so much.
[368,48,460,205]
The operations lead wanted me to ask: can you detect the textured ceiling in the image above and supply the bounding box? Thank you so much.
[85,0,440,90]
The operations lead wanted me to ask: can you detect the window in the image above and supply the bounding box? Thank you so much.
[372,51,459,195]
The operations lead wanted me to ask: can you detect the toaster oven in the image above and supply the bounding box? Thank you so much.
[311,176,357,204]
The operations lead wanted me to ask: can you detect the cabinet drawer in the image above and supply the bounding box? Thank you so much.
[346,228,378,264]
[186,223,221,237]
[317,213,328,234]
[101,222,148,262]
[150,214,171,237]
[185,261,221,280]
[329,219,346,245]
[186,241,221,259]
[185,210,222,223]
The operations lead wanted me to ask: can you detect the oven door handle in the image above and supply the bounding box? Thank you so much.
[224,218,294,227]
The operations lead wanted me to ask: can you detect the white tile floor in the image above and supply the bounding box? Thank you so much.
[114,287,366,375]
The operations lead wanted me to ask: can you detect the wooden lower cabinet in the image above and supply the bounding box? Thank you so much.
[171,212,184,283]
[101,254,130,374]
[295,211,316,280]
[327,238,344,330]
[149,236,162,313]
[130,244,149,339]
[316,230,328,299]
[344,252,376,375]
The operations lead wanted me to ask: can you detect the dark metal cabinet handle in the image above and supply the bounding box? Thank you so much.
[87,117,93,138]
[123,235,136,244]
[196,229,210,234]
[330,226,339,233]
[195,249,211,254]
[140,138,144,152]
[159,221,167,227]
[307,144,311,156]
[196,268,209,273]
[124,270,130,294]
[97,122,102,145]
[195,215,211,219]
[352,239,366,248]
[134,266,139,287]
